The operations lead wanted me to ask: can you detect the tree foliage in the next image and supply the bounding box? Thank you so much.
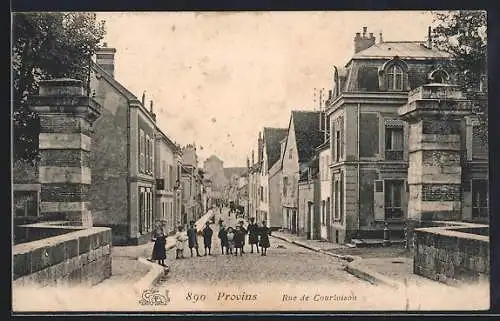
[431,10,488,144]
[12,12,106,163]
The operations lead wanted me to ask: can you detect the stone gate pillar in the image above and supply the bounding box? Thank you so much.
[30,79,102,227]
[399,83,472,246]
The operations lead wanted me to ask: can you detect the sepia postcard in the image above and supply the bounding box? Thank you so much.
[11,10,490,313]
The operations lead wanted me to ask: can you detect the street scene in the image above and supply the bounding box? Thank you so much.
[11,10,490,312]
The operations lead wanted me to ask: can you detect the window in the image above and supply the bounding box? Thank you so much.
[139,187,145,233]
[145,135,150,173]
[139,130,145,172]
[387,65,404,91]
[283,177,288,197]
[168,165,173,189]
[321,200,326,225]
[162,202,166,220]
[384,180,404,219]
[385,126,404,160]
[472,180,488,219]
[335,130,341,162]
[334,180,339,219]
[289,149,293,159]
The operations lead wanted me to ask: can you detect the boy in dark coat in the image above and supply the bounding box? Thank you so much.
[202,221,213,256]
[234,226,245,256]
[238,220,247,253]
[218,225,229,255]
[187,220,201,257]
[247,217,260,253]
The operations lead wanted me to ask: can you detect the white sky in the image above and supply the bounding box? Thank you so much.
[96,11,436,167]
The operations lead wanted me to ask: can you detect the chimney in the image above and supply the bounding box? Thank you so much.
[246,157,250,169]
[96,43,117,77]
[142,91,146,105]
[427,26,432,49]
[257,132,263,163]
[379,32,384,44]
[354,27,376,54]
[328,89,332,100]
[251,149,255,165]
[150,100,154,113]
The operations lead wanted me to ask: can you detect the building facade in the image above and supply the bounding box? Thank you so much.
[260,127,288,229]
[89,45,158,245]
[281,111,323,236]
[155,129,182,235]
[323,26,488,244]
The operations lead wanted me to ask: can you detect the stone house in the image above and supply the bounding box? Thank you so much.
[316,140,332,241]
[281,111,323,236]
[247,150,261,222]
[154,129,182,235]
[324,27,488,244]
[259,127,288,229]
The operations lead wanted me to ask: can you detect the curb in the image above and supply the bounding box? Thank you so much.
[133,243,176,293]
[344,261,401,289]
[272,234,354,262]
[272,234,400,287]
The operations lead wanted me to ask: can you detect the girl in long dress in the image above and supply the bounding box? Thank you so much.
[247,217,260,253]
[259,221,271,256]
[175,226,188,259]
[151,230,167,266]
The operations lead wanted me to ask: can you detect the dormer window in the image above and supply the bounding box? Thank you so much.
[387,65,404,91]
[378,57,409,92]
[428,67,450,84]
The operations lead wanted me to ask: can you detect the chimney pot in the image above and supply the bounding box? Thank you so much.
[355,32,361,39]
[369,32,374,39]
[363,26,367,37]
[379,32,384,44]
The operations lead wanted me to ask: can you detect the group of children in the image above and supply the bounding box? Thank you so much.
[150,216,271,266]
[218,217,271,256]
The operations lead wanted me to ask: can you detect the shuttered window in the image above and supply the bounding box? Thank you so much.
[139,130,145,173]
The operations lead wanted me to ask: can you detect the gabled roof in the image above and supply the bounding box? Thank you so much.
[291,111,323,163]
[352,41,450,61]
[263,127,288,171]
[91,61,138,102]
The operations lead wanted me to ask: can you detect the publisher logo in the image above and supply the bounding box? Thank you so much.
[139,289,171,306]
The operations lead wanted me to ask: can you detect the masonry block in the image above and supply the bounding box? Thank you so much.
[13,252,31,279]
[78,235,90,255]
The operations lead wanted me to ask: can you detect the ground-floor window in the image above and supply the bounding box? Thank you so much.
[384,180,404,219]
[139,187,153,234]
[472,180,488,219]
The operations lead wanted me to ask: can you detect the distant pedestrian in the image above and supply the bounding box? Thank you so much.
[226,227,235,255]
[202,221,213,256]
[259,221,271,256]
[218,224,229,254]
[234,226,245,256]
[247,217,260,253]
[175,226,188,259]
[151,229,167,266]
[187,221,201,257]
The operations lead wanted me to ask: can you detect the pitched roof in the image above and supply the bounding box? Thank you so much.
[263,127,288,171]
[91,61,138,101]
[352,41,450,61]
[223,167,246,180]
[291,111,323,163]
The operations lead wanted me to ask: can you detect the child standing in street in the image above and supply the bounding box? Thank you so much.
[175,226,188,259]
[234,226,244,256]
[226,227,235,255]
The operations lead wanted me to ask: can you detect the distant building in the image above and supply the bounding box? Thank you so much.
[155,129,183,235]
[281,111,324,236]
[259,127,288,229]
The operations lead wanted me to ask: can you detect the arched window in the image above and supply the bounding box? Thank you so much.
[387,65,404,91]
[428,68,450,84]
[378,57,409,92]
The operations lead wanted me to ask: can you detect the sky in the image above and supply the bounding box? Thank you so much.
[96,11,436,167]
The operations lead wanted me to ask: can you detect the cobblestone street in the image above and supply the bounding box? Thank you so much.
[158,208,365,286]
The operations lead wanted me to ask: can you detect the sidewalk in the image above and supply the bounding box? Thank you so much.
[96,236,176,288]
[271,230,451,290]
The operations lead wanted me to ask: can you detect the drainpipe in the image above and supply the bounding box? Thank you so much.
[357,103,361,237]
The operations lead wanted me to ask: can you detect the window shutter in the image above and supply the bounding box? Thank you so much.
[139,130,145,172]
[374,180,385,221]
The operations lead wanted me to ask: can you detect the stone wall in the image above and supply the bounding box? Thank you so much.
[413,222,489,285]
[13,226,112,287]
